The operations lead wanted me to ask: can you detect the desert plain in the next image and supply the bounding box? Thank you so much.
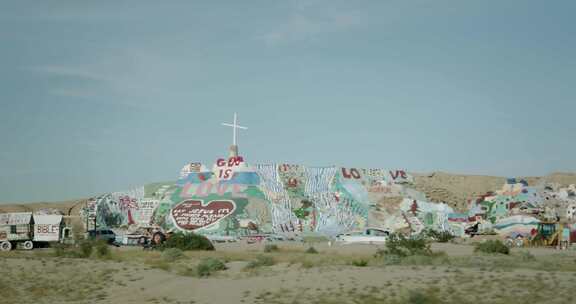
[1,240,576,304]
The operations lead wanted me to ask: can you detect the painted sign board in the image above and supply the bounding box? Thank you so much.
[33,215,62,242]
[171,200,236,230]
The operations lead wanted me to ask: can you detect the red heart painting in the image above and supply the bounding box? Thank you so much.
[171,200,236,230]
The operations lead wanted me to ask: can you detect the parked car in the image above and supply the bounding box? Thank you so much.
[239,234,267,244]
[86,229,116,244]
[206,235,238,243]
[335,228,390,245]
[264,234,287,242]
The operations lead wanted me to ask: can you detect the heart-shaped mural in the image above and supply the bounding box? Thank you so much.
[171,200,236,230]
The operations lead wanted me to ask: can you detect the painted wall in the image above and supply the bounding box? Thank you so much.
[83,157,576,239]
[84,156,427,238]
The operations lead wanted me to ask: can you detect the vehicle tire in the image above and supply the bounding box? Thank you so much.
[138,236,147,245]
[22,241,34,250]
[0,241,12,251]
[151,232,166,246]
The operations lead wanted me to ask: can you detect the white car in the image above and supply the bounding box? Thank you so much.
[335,228,390,245]
[206,235,238,243]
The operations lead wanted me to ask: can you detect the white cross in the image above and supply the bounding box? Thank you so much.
[221,113,247,146]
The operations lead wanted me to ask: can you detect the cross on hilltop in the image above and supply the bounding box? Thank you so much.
[221,113,247,157]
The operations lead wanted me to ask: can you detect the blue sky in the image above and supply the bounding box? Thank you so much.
[1,0,575,203]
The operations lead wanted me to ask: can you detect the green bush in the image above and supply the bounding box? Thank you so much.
[305,246,318,254]
[161,248,184,262]
[474,240,510,255]
[160,232,214,251]
[52,243,79,258]
[94,240,111,259]
[53,240,113,259]
[196,258,227,277]
[423,229,455,243]
[300,259,316,269]
[79,240,94,258]
[405,289,442,304]
[376,233,432,258]
[263,244,279,253]
[245,255,275,270]
[351,259,368,267]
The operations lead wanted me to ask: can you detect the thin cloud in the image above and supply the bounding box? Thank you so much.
[24,64,111,99]
[25,65,107,81]
[259,12,362,45]
[257,0,363,46]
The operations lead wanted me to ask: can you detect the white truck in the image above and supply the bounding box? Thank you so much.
[0,213,71,251]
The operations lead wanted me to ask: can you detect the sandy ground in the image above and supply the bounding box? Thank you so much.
[2,242,576,304]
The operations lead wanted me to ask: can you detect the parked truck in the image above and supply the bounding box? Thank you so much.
[0,212,72,251]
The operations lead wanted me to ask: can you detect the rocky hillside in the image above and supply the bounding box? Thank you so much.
[412,172,576,211]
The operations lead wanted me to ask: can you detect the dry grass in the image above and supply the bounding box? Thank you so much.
[251,272,576,304]
[0,257,117,304]
[1,244,576,304]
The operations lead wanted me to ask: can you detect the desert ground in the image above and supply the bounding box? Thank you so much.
[2,172,576,304]
[1,240,576,304]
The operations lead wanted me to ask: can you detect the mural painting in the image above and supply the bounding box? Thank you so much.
[83,154,576,243]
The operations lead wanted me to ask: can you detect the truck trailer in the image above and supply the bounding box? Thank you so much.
[0,212,71,251]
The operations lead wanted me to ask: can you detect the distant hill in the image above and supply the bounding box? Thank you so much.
[413,171,576,211]
[0,200,87,215]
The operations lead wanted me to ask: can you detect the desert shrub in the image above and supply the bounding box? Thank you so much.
[263,244,279,253]
[79,240,94,258]
[52,243,80,258]
[474,240,510,255]
[56,240,112,259]
[245,255,275,270]
[160,232,214,251]
[301,259,316,269]
[305,246,318,254]
[94,240,111,259]
[161,248,184,262]
[380,254,403,265]
[423,229,455,243]
[351,259,368,267]
[405,289,442,304]
[376,233,432,258]
[196,258,227,277]
[52,243,65,257]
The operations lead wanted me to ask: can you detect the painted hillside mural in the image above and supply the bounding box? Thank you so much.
[82,154,576,242]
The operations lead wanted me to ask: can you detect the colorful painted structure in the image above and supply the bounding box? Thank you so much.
[84,155,450,238]
[467,179,576,244]
[83,155,576,244]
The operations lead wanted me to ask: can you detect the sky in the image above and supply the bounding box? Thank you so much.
[1,0,575,203]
